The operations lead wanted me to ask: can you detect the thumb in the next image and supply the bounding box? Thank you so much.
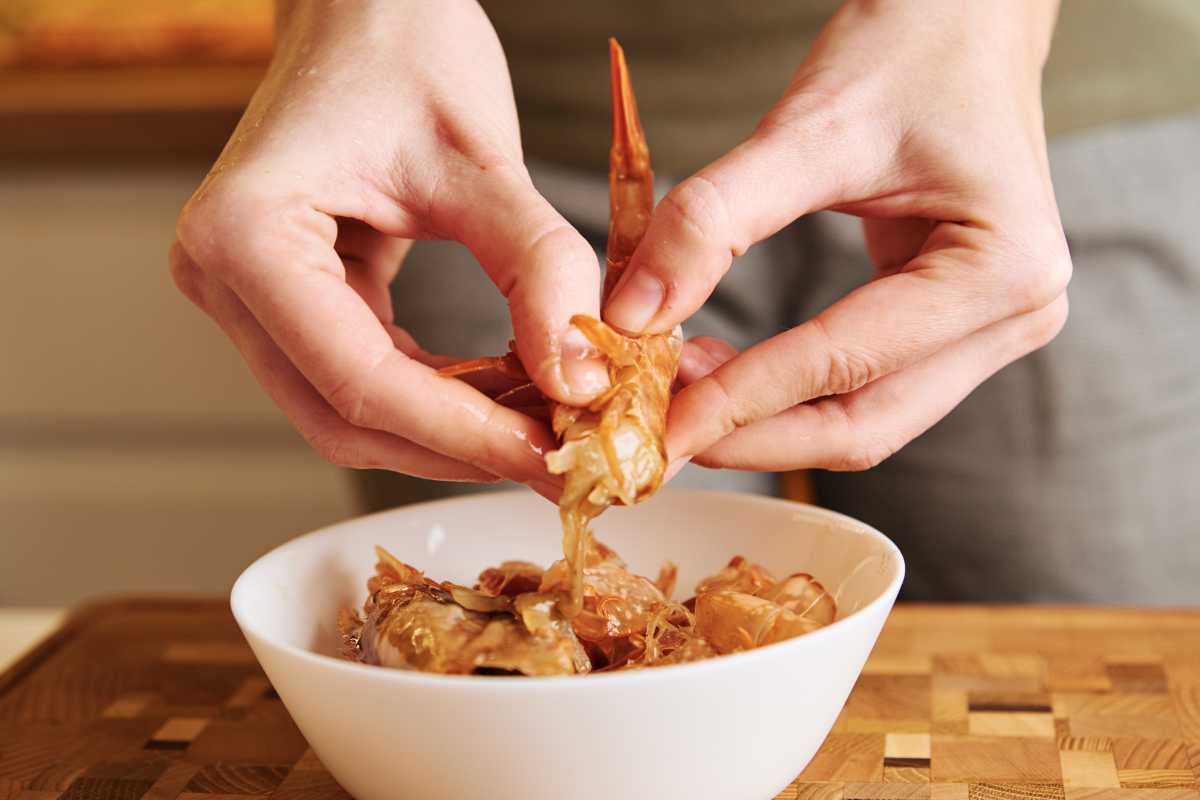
[442,165,610,405]
[603,113,852,334]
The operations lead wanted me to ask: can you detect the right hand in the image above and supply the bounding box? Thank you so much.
[170,0,609,499]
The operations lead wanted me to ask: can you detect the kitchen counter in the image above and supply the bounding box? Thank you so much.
[0,600,1196,799]
[0,607,64,672]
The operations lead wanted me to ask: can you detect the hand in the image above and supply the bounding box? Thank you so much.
[170,0,608,498]
[604,0,1071,472]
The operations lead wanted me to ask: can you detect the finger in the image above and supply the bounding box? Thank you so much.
[862,217,936,276]
[687,294,1069,472]
[677,336,739,385]
[383,324,459,369]
[665,226,1071,460]
[604,117,858,334]
[175,196,562,490]
[435,164,611,405]
[168,243,498,483]
[662,456,690,484]
[660,337,734,484]
[335,218,413,322]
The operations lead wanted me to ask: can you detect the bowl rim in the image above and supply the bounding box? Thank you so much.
[231,488,904,690]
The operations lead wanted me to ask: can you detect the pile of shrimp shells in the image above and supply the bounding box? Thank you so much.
[338,538,838,677]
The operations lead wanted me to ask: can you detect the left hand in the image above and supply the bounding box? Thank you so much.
[604,0,1071,472]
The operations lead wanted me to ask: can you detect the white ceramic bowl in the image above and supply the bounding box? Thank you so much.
[231,489,903,800]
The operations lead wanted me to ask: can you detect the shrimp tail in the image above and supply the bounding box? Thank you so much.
[603,37,655,305]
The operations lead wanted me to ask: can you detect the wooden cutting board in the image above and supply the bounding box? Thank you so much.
[1,599,1197,800]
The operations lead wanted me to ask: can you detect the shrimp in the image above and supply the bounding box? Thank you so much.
[436,39,681,617]
[759,572,837,626]
[339,547,590,676]
[339,545,839,675]
[694,591,827,655]
[539,536,671,669]
[640,603,717,667]
[476,560,544,598]
[687,559,838,655]
[694,556,778,597]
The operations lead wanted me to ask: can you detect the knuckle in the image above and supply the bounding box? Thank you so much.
[509,221,595,300]
[434,114,520,177]
[807,319,883,397]
[177,180,292,282]
[705,371,759,435]
[326,373,373,428]
[305,424,362,469]
[836,439,895,472]
[1003,238,1074,314]
[813,397,897,472]
[326,351,391,429]
[1027,251,1073,310]
[168,243,206,307]
[1023,292,1070,350]
[661,177,729,252]
[1046,291,1070,333]
[1044,249,1075,300]
[821,348,879,396]
[176,188,222,258]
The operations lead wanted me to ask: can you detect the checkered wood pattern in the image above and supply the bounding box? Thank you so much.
[779,606,1200,800]
[1,601,1197,800]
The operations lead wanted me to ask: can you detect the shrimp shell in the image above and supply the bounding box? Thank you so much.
[342,547,589,676]
[694,555,778,597]
[476,560,544,598]
[694,590,831,655]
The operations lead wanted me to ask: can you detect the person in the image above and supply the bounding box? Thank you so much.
[170,0,1200,603]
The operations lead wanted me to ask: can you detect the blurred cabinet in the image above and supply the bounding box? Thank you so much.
[0,162,356,605]
[0,3,355,606]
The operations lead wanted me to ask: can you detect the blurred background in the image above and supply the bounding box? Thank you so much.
[3,2,1197,607]
[0,1,363,604]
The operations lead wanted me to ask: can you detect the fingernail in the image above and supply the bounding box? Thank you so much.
[562,355,610,399]
[606,270,664,333]
[559,323,609,398]
[664,427,695,467]
[561,325,599,360]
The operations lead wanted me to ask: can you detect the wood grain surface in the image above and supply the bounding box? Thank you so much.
[1,600,1197,800]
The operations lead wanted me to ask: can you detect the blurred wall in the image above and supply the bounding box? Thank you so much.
[0,2,351,606]
[0,162,356,605]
